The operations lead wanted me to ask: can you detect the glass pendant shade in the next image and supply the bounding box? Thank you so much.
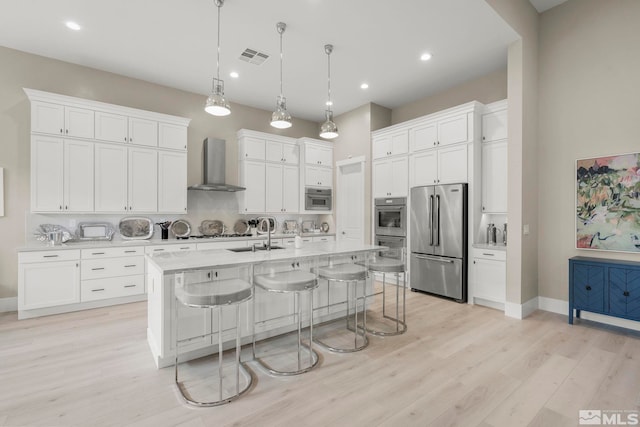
[270,95,292,129]
[205,79,231,116]
[319,110,338,139]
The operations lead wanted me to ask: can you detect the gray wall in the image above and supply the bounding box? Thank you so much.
[0,45,319,299]
[537,0,640,301]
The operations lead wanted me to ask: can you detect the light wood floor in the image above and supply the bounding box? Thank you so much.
[1,288,640,427]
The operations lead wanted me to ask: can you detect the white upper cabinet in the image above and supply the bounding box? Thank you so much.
[94,143,128,212]
[129,117,158,147]
[266,140,299,165]
[305,166,332,188]
[31,135,64,212]
[410,144,467,186]
[158,122,187,151]
[305,143,333,166]
[409,112,470,151]
[239,136,266,160]
[265,163,299,214]
[409,150,437,187]
[238,160,266,213]
[95,111,128,143]
[409,122,437,152]
[64,140,94,212]
[482,109,508,143]
[372,130,408,159]
[31,101,94,139]
[481,141,508,213]
[373,156,408,198]
[128,147,158,212]
[158,151,187,213]
[437,114,468,146]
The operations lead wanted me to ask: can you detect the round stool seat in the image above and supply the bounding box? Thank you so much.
[314,264,367,281]
[358,258,405,274]
[176,278,252,308]
[254,270,317,293]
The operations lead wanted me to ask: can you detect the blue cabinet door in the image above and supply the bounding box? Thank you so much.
[609,268,640,320]
[572,263,604,312]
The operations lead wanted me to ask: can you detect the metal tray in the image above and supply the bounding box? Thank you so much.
[199,220,225,236]
[118,217,154,240]
[170,219,191,238]
[76,222,115,241]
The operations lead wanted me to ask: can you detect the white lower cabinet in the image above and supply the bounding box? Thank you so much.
[80,247,146,303]
[313,235,335,242]
[471,248,506,308]
[18,250,80,312]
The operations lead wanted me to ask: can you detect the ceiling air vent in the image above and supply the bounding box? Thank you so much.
[239,48,269,65]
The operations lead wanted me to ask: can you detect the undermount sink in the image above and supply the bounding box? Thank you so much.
[228,245,284,252]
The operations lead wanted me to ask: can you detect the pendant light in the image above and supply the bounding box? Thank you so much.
[204,0,231,116]
[270,22,292,129]
[319,44,338,139]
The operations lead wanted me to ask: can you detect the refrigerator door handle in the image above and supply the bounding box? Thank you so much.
[429,194,434,246]
[414,254,455,263]
[435,194,441,246]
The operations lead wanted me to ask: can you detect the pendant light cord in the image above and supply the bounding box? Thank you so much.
[327,48,332,112]
[279,28,284,98]
[214,1,221,90]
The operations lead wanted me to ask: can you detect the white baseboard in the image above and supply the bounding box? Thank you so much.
[0,297,17,313]
[504,296,538,319]
[537,296,640,332]
[538,296,567,315]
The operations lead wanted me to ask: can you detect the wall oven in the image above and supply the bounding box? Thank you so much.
[374,234,406,260]
[374,197,407,237]
[305,187,332,211]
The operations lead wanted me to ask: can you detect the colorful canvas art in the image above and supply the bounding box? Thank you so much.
[576,153,640,252]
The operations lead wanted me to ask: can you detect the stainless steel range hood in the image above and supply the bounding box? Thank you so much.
[188,138,246,192]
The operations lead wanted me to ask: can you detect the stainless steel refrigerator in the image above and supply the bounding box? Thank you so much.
[409,184,467,302]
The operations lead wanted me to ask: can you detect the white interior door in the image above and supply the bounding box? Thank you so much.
[337,156,365,243]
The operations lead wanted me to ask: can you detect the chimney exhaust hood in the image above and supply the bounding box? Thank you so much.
[188,138,246,192]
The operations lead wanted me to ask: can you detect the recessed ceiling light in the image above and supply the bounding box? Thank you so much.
[325,101,333,106]
[65,21,82,31]
[229,71,239,78]
[360,83,369,89]
[420,52,432,61]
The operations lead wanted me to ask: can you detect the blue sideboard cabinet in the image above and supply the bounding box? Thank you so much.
[569,256,640,325]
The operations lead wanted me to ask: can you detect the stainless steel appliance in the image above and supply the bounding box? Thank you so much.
[305,187,332,211]
[410,184,467,302]
[374,197,407,237]
[374,234,406,260]
[188,138,246,192]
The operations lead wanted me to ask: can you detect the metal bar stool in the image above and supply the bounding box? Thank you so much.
[252,268,319,375]
[312,262,369,352]
[357,247,407,336]
[174,272,254,407]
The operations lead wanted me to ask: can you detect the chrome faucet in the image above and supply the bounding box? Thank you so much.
[261,218,272,251]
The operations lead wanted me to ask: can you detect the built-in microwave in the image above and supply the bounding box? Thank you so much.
[374,197,407,237]
[305,188,332,211]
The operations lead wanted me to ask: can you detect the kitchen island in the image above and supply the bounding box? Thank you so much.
[146,241,381,368]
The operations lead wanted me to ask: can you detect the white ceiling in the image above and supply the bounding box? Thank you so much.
[0,0,520,122]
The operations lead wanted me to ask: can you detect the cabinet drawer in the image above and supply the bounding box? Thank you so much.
[145,243,196,254]
[472,249,506,261]
[197,241,248,250]
[81,256,144,280]
[81,275,145,302]
[313,236,335,242]
[81,246,144,259]
[19,250,80,263]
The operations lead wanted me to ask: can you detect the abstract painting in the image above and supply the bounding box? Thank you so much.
[576,153,640,252]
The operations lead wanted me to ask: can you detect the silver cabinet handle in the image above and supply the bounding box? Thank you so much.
[414,254,454,263]
[43,255,59,258]
[92,252,105,255]
[91,288,105,292]
[124,264,137,268]
[124,284,136,288]
[124,250,137,253]
[91,267,105,271]
[482,253,495,256]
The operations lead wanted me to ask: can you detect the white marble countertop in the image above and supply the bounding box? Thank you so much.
[146,241,382,274]
[17,233,336,252]
[472,243,507,251]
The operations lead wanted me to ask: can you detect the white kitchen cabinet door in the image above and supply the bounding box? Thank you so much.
[437,144,468,184]
[305,166,332,188]
[64,140,94,212]
[158,150,187,213]
[158,122,187,151]
[390,156,409,197]
[391,131,409,156]
[281,142,299,165]
[482,141,508,213]
[94,143,128,212]
[373,160,391,198]
[372,135,391,160]
[410,150,438,187]
[64,107,94,139]
[410,122,437,152]
[473,257,506,303]
[282,164,299,213]
[305,144,332,166]
[482,109,508,143]
[265,163,284,213]
[128,147,158,212]
[372,130,408,159]
[95,111,128,143]
[239,136,265,160]
[238,160,265,213]
[437,114,468,146]
[31,101,65,136]
[129,117,158,147]
[19,260,80,310]
[31,135,64,212]
[265,140,283,163]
